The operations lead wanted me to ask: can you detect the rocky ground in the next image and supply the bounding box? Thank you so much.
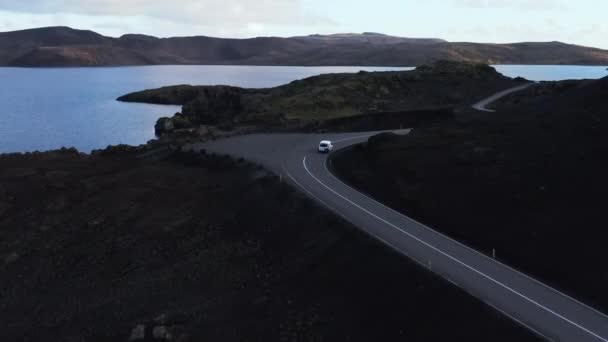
[0,147,540,342]
[0,61,555,341]
[331,76,608,313]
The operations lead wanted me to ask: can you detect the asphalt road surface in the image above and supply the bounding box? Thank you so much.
[190,128,608,342]
[189,86,605,341]
[472,83,534,112]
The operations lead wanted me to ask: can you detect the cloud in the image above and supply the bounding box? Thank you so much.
[447,23,559,43]
[447,0,569,10]
[440,19,608,49]
[567,23,608,48]
[0,0,331,27]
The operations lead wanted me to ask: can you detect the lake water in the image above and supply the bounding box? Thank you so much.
[0,66,411,153]
[494,65,608,81]
[0,65,606,153]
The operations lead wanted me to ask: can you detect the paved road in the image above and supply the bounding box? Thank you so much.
[472,83,534,112]
[190,88,608,341]
[192,131,608,341]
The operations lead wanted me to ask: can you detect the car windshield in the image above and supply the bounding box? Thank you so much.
[320,143,328,147]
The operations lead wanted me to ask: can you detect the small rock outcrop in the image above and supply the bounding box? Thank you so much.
[155,117,175,135]
[181,86,244,125]
[171,113,191,129]
[128,313,188,341]
[129,325,146,340]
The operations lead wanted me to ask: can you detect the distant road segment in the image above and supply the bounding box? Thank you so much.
[472,83,534,112]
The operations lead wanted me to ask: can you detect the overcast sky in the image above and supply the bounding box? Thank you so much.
[0,0,607,48]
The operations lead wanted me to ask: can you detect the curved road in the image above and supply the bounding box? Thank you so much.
[472,83,534,112]
[190,89,608,341]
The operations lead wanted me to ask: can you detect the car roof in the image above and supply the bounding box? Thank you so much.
[319,140,331,144]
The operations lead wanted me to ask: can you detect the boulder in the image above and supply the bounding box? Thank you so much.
[129,324,146,340]
[151,325,187,341]
[154,313,170,325]
[171,113,191,129]
[155,117,175,135]
[152,326,173,340]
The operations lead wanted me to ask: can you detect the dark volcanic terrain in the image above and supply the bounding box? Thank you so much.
[2,26,608,67]
[331,75,608,313]
[0,148,538,342]
[2,59,602,341]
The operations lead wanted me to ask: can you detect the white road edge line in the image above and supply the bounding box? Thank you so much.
[327,135,608,322]
[302,156,608,342]
[286,161,553,342]
[283,166,418,266]
[484,300,555,342]
[288,160,555,342]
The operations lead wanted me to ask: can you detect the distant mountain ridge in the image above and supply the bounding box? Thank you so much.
[290,32,447,45]
[1,26,608,67]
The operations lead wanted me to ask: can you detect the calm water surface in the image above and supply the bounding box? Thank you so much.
[0,64,605,153]
[0,66,411,153]
[494,65,608,81]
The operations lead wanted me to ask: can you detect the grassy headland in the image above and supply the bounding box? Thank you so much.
[118,61,525,131]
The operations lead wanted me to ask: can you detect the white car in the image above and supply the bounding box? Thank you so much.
[318,140,334,153]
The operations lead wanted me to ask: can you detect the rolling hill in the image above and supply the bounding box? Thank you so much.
[1,26,608,67]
